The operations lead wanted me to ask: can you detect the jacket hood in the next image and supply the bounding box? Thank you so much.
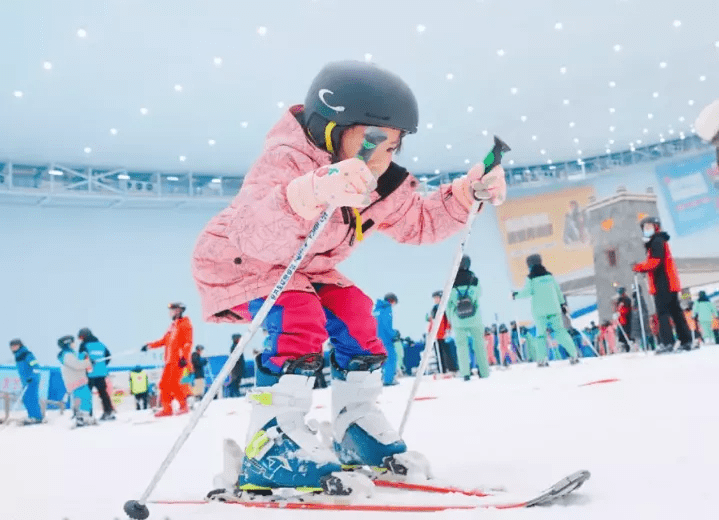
[376,299,392,310]
[528,264,551,279]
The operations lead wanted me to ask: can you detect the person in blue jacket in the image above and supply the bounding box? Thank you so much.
[77,327,115,420]
[9,339,43,424]
[373,293,399,386]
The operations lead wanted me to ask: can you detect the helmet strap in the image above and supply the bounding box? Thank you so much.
[324,121,337,153]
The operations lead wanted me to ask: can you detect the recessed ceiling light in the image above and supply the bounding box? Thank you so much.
[416,24,426,33]
[240,121,249,128]
[110,128,118,135]
[609,139,615,145]
[213,57,223,67]
[13,90,23,98]
[467,105,474,113]
[446,73,454,80]
[434,169,440,174]
[715,41,719,48]
[559,66,567,74]
[413,157,419,162]
[168,176,179,181]
[577,150,583,155]
[43,61,52,70]
[636,139,642,145]
[609,107,616,113]
[609,81,616,88]
[609,126,616,132]
[520,115,527,122]
[532,135,538,141]
[481,129,488,136]
[277,101,285,108]
[673,20,681,28]
[497,49,505,57]
[606,148,612,154]
[563,99,570,105]
[647,113,654,119]
[573,138,579,144]
[688,100,695,106]
[678,116,685,122]
[577,159,584,165]
[117,174,130,180]
[540,149,546,155]
[643,128,649,134]
[208,139,216,146]
[211,178,221,183]
[569,121,575,128]
[510,87,519,95]
[613,44,622,52]
[659,62,667,68]
[509,159,515,165]
[48,169,63,176]
[547,159,553,165]
[140,107,148,115]
[679,132,686,139]
[84,147,92,154]
[446,144,452,149]
[77,29,87,38]
[653,92,659,98]
[257,26,267,36]
[462,159,470,165]
[699,75,706,82]
[364,53,372,62]
[426,123,433,129]
[660,137,666,143]
[174,84,183,92]
[179,156,186,162]
[668,129,675,135]
[554,22,563,30]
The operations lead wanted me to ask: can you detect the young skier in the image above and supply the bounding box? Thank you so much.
[512,254,579,365]
[373,293,399,386]
[8,339,44,424]
[694,291,717,345]
[191,60,506,493]
[57,335,95,427]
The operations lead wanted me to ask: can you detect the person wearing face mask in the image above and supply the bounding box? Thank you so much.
[632,216,692,354]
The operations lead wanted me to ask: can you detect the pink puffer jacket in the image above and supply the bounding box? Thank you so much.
[192,106,472,323]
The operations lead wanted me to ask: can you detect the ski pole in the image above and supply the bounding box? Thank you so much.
[615,319,634,351]
[634,274,648,352]
[92,348,143,364]
[399,136,510,436]
[123,127,388,520]
[578,330,602,358]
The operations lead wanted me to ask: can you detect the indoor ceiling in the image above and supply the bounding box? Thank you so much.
[1,0,717,176]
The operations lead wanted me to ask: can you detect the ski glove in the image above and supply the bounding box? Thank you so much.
[451,163,507,211]
[286,159,377,220]
[178,358,188,368]
[141,344,148,352]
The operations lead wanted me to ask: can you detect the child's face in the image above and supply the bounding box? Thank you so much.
[10,343,19,353]
[339,126,403,177]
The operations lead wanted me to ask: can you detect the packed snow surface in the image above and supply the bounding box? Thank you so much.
[4,346,718,519]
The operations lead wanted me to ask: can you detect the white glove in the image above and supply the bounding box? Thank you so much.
[451,163,507,211]
[695,99,719,143]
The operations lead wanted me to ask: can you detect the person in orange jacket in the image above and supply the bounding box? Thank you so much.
[632,216,692,354]
[142,302,193,417]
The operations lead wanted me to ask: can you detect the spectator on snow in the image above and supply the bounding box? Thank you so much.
[632,216,692,353]
[57,335,94,427]
[447,256,489,380]
[597,320,618,356]
[141,302,193,417]
[426,290,455,373]
[614,287,633,352]
[227,333,244,398]
[519,325,537,363]
[129,366,150,410]
[509,321,523,361]
[9,339,43,424]
[497,323,516,366]
[684,302,703,345]
[191,345,208,401]
[77,327,115,421]
[483,327,497,365]
[392,330,406,376]
[512,254,579,366]
[373,293,399,386]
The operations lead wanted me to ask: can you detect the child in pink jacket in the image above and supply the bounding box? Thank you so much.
[192,60,506,493]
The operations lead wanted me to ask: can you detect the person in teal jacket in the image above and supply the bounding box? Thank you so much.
[512,254,579,365]
[446,256,489,380]
[694,291,717,344]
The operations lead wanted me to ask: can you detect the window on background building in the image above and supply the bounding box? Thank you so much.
[606,249,617,267]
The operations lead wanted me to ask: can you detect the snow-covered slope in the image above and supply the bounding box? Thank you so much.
[4,346,718,519]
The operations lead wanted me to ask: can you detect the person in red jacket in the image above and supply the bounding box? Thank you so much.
[142,302,194,416]
[632,216,692,354]
[427,290,455,373]
[614,287,633,352]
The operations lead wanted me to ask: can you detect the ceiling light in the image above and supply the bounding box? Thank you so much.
[559,66,567,74]
[13,90,23,98]
[660,137,665,143]
[446,73,454,80]
[179,156,186,162]
[636,139,642,145]
[659,62,667,68]
[679,132,685,139]
[606,148,612,154]
[688,100,694,106]
[467,106,474,113]
[110,128,118,135]
[673,20,681,28]
[569,121,575,128]
[211,178,221,183]
[609,139,615,144]
[668,129,675,135]
[434,169,440,174]
[277,101,285,108]
[168,176,179,181]
[547,159,553,165]
[413,157,419,162]
[609,107,616,113]
[520,116,527,122]
[715,41,719,48]
[174,84,183,92]
[497,49,505,57]
[416,24,426,33]
[465,159,471,164]
[510,87,518,95]
[554,22,563,30]
[653,92,659,98]
[609,126,615,132]
[77,29,87,38]
[563,99,570,105]
[117,174,130,180]
[678,116,685,122]
[48,169,63,176]
[577,150,583,155]
[208,139,216,146]
[426,123,433,129]
[577,159,584,165]
[257,26,267,36]
[699,75,706,82]
[609,81,616,88]
[364,53,372,62]
[84,147,92,154]
[240,121,248,128]
[43,61,52,70]
[643,128,648,134]
[140,107,148,115]
[445,144,452,149]
[613,44,622,52]
[213,57,223,67]
[481,129,488,136]
[532,135,537,141]
[540,149,546,155]
[647,113,653,119]
[573,138,579,144]
[509,159,515,165]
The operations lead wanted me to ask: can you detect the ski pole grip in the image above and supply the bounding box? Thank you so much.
[356,127,388,163]
[482,136,511,177]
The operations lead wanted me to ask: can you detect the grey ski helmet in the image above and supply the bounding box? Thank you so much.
[526,254,542,268]
[639,216,660,230]
[303,61,419,153]
[459,255,471,270]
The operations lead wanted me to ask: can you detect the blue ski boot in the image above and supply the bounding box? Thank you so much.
[238,355,342,492]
